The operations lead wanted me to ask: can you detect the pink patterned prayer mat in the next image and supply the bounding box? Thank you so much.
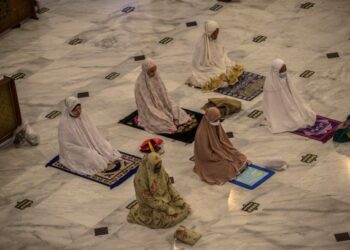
[291,115,341,143]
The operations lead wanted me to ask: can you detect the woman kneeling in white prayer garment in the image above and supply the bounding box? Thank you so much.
[263,59,316,133]
[58,96,122,176]
[187,20,244,91]
[134,58,192,134]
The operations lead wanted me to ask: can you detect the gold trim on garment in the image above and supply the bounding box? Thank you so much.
[227,64,244,85]
[201,64,244,91]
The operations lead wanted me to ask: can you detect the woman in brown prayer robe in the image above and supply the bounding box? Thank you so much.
[194,107,249,185]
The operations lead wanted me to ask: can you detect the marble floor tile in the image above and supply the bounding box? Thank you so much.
[0,208,89,250]
[34,177,135,228]
[0,0,349,249]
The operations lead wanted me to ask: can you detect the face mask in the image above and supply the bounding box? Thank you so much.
[209,120,220,126]
[279,72,287,79]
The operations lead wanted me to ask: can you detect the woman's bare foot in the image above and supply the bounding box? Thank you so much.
[103,162,120,173]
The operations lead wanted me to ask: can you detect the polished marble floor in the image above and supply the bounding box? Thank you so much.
[0,0,350,249]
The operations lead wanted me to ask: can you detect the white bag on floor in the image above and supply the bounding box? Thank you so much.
[13,122,40,147]
[262,159,288,171]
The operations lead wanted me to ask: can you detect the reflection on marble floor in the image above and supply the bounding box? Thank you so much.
[0,0,350,249]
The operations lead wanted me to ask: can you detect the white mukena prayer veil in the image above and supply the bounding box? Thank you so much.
[189,20,236,89]
[58,96,121,175]
[263,59,316,133]
[135,58,190,134]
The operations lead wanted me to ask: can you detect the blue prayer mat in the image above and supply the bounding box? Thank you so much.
[230,164,274,190]
[46,151,141,189]
[215,71,265,101]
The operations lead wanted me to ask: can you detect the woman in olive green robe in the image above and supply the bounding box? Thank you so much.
[127,152,190,229]
[333,115,350,143]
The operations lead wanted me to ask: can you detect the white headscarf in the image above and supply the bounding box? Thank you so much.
[58,96,121,175]
[190,20,233,88]
[65,96,81,116]
[135,58,190,134]
[204,20,219,36]
[263,59,316,133]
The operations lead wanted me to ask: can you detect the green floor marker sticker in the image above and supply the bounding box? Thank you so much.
[94,227,109,236]
[122,6,135,13]
[242,202,259,213]
[248,110,263,119]
[301,154,317,163]
[105,72,120,80]
[300,70,315,78]
[159,37,173,44]
[11,72,25,80]
[38,7,50,14]
[327,52,339,59]
[126,200,138,209]
[69,38,83,45]
[253,35,267,43]
[226,131,234,138]
[15,199,33,210]
[77,92,89,98]
[334,232,350,242]
[186,21,197,27]
[209,4,223,11]
[300,2,314,9]
[46,110,61,119]
[134,55,146,61]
